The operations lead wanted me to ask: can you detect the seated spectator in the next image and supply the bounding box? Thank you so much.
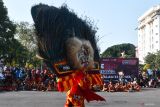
[133,83,141,92]
[0,72,5,80]
[122,83,129,92]
[102,83,108,91]
[114,82,120,92]
[126,82,132,92]
[107,81,114,92]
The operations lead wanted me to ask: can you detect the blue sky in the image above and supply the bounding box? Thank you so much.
[3,0,160,53]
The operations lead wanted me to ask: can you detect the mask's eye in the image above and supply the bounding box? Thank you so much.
[84,47,89,55]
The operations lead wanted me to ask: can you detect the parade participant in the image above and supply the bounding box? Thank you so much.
[126,82,132,91]
[114,82,120,92]
[118,82,124,92]
[31,4,105,107]
[122,83,129,92]
[102,83,108,91]
[107,81,114,92]
[133,83,141,92]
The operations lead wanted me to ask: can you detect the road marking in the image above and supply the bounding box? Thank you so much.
[144,103,155,106]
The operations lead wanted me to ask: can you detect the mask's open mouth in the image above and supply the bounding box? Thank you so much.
[81,59,89,67]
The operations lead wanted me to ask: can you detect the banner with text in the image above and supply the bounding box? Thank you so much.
[100,58,139,83]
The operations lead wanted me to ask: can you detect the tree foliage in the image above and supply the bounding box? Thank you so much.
[154,51,160,69]
[144,51,160,69]
[15,22,41,68]
[15,21,37,52]
[5,39,29,66]
[0,0,16,59]
[0,0,27,66]
[0,0,40,67]
[144,52,156,67]
[101,43,136,58]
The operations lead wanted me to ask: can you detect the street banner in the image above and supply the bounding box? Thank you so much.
[100,58,139,83]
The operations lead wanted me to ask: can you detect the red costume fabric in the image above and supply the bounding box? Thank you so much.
[64,71,105,107]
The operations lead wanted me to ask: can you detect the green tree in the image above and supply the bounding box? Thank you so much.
[144,52,156,69]
[6,38,29,66]
[15,22,37,51]
[0,0,16,59]
[155,51,160,69]
[0,1,40,67]
[101,43,136,58]
[15,22,41,68]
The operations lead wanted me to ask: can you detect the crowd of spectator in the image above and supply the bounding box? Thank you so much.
[101,68,160,93]
[102,81,141,92]
[1,59,160,92]
[0,65,57,91]
[138,68,160,88]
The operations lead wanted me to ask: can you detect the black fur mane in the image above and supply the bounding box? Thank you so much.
[31,4,100,73]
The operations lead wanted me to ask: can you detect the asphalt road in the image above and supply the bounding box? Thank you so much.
[0,88,160,107]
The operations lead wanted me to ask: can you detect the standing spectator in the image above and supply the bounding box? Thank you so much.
[156,68,160,79]
[4,67,13,90]
[15,67,23,90]
[26,68,32,80]
[152,68,158,88]
[138,71,144,87]
[155,68,160,87]
[147,69,153,80]
[0,61,4,80]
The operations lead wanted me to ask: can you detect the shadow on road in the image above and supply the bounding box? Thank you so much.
[141,88,159,91]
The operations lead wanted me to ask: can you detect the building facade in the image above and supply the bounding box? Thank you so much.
[137,5,160,64]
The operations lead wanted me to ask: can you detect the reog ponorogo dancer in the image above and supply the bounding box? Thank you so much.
[31,4,105,107]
